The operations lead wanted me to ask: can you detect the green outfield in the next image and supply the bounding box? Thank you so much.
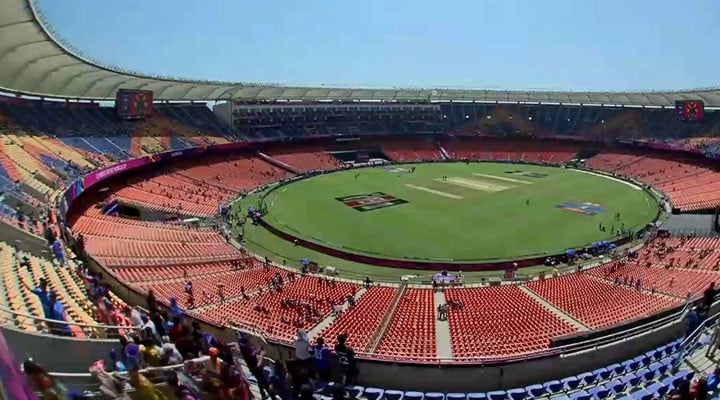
[235,162,660,280]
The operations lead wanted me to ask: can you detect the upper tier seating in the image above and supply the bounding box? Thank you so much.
[586,152,720,212]
[265,147,341,172]
[0,241,131,337]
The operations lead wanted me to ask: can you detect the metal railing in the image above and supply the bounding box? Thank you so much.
[0,304,138,340]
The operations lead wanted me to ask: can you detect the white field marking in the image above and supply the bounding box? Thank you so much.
[471,173,533,184]
[438,177,512,192]
[404,184,464,199]
[571,169,642,191]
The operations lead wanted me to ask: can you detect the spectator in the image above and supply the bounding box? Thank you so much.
[49,291,72,337]
[704,283,717,310]
[161,336,183,365]
[23,359,87,400]
[202,347,225,395]
[334,334,358,385]
[294,330,311,367]
[707,322,720,359]
[109,348,127,373]
[89,359,131,400]
[127,306,144,328]
[167,372,201,400]
[238,333,274,400]
[313,337,331,382]
[23,278,53,321]
[127,361,168,400]
[269,362,292,400]
[146,290,158,315]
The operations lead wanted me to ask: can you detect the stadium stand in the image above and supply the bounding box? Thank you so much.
[3,100,720,398]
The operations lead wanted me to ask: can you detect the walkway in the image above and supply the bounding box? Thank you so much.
[434,290,454,359]
[308,287,368,339]
[519,285,590,331]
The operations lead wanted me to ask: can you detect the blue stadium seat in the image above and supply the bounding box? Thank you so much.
[593,367,611,381]
[606,363,623,376]
[385,390,404,400]
[466,393,486,400]
[524,384,544,397]
[621,359,637,372]
[561,376,580,391]
[608,379,626,394]
[506,388,526,400]
[621,373,640,387]
[630,391,649,400]
[543,380,563,394]
[346,386,364,399]
[570,391,590,400]
[446,394,468,400]
[424,392,445,400]
[364,388,385,400]
[404,391,424,400]
[577,372,596,386]
[486,391,506,400]
[589,385,609,399]
[639,367,655,382]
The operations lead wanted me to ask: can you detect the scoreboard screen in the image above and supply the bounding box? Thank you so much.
[675,100,704,122]
[116,89,153,119]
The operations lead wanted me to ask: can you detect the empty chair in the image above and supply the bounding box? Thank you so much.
[487,391,506,400]
[623,372,641,387]
[543,380,563,395]
[589,386,609,399]
[424,393,445,400]
[506,388,526,400]
[640,368,656,382]
[405,392,424,400]
[466,394,487,400]
[577,372,596,386]
[365,388,385,400]
[562,376,580,391]
[630,390,649,400]
[606,363,623,376]
[525,384,545,397]
[593,367,611,381]
[446,395,467,400]
[385,390,404,400]
[608,379,626,395]
[570,391,590,400]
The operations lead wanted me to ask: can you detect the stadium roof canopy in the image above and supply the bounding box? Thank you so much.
[1,0,720,106]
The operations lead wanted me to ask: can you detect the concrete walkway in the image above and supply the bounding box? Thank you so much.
[682,329,717,374]
[434,291,454,359]
[308,287,368,339]
[519,285,590,331]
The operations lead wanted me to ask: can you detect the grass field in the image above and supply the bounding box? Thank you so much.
[234,162,660,281]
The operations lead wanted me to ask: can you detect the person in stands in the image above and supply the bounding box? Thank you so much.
[313,337,331,382]
[49,291,72,336]
[238,333,274,400]
[23,278,53,322]
[23,359,87,400]
[334,334,358,385]
[294,330,312,373]
[707,322,720,359]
